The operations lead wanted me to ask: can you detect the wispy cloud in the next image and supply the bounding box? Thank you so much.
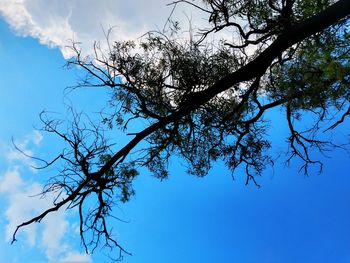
[58,252,91,263]
[5,131,43,171]
[0,131,91,262]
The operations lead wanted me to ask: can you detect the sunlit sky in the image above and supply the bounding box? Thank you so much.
[1,1,350,262]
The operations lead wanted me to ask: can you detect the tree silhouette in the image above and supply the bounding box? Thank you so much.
[11,0,350,260]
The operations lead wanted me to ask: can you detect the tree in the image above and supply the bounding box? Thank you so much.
[11,0,350,260]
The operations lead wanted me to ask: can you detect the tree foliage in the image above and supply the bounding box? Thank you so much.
[11,0,350,260]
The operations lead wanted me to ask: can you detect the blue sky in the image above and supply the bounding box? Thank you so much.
[1,2,350,263]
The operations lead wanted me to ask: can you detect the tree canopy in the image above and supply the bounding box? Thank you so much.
[11,0,350,260]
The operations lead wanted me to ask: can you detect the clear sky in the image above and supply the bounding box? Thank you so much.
[1,2,350,263]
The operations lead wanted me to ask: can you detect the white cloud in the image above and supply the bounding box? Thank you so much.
[58,251,92,263]
[41,209,70,261]
[3,176,44,246]
[0,0,183,58]
[0,167,23,195]
[0,0,75,58]
[5,130,43,171]
[0,131,91,262]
